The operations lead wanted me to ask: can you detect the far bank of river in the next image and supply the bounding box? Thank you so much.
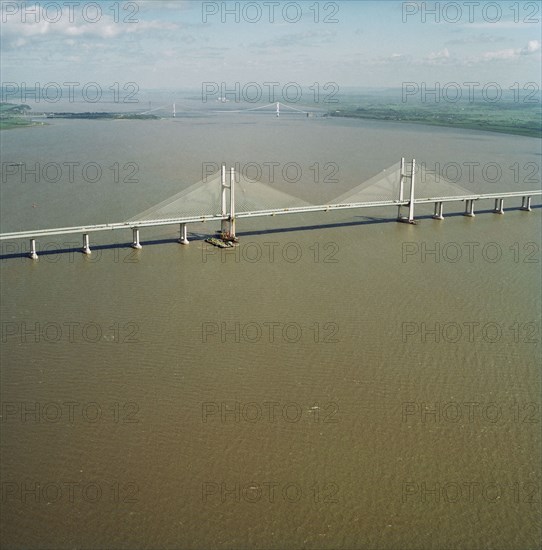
[327,103,541,138]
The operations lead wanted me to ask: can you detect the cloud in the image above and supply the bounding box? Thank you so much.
[376,48,451,67]
[466,21,540,29]
[424,47,451,64]
[0,3,180,50]
[480,39,541,61]
[374,40,541,68]
[369,37,541,71]
[368,52,413,67]
[521,40,541,54]
[387,53,412,63]
[136,0,192,8]
[248,29,337,50]
[445,33,509,45]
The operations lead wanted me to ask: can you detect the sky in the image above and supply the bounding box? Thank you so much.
[0,0,541,92]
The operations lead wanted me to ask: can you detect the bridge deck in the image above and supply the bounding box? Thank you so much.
[0,190,540,241]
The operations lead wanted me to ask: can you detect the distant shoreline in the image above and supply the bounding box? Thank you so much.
[326,111,541,139]
[0,119,47,131]
[0,104,159,130]
[1,107,539,139]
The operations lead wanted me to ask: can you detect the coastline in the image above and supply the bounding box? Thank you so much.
[1,108,540,139]
[326,111,541,139]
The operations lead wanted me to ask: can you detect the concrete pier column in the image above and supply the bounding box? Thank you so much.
[494,198,504,214]
[229,167,236,238]
[82,233,91,255]
[131,228,142,249]
[407,159,416,223]
[179,223,189,245]
[464,199,475,217]
[433,201,444,220]
[521,196,532,211]
[397,157,405,220]
[29,238,38,260]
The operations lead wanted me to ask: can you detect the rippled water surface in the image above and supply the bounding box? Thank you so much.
[1,115,540,549]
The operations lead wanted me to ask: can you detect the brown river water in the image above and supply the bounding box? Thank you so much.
[0,114,540,549]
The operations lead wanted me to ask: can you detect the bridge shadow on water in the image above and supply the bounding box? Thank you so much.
[236,205,540,238]
[0,205,539,262]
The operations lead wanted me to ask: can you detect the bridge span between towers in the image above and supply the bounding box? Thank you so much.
[0,158,540,260]
[214,102,313,117]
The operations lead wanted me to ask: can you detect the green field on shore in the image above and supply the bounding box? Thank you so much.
[325,90,541,138]
[0,102,39,130]
[0,102,158,130]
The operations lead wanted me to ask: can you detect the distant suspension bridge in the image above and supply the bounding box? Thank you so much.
[141,101,316,117]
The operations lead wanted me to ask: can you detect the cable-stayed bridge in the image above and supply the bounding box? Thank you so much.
[0,159,539,260]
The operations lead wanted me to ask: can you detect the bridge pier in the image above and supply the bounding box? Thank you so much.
[433,201,444,220]
[179,223,189,245]
[29,238,38,260]
[493,198,504,214]
[464,199,475,217]
[521,196,532,211]
[82,233,91,255]
[131,228,142,249]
